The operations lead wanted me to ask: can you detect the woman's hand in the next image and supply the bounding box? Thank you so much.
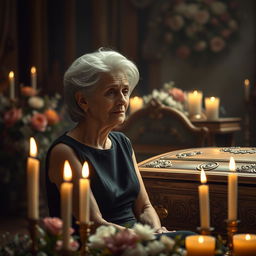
[154,226,169,234]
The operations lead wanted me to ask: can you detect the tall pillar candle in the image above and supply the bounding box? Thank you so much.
[188,90,203,118]
[186,235,215,256]
[205,97,220,120]
[9,71,15,100]
[233,234,256,256]
[244,79,250,102]
[129,96,143,114]
[198,168,210,228]
[27,137,40,219]
[61,160,73,250]
[31,67,37,90]
[79,161,90,223]
[228,157,238,220]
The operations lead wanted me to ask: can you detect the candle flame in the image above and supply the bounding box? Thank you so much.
[193,90,198,95]
[245,234,251,240]
[31,66,36,74]
[210,97,215,101]
[82,161,89,178]
[200,168,207,184]
[198,236,204,243]
[29,137,37,157]
[244,79,250,86]
[63,160,72,181]
[9,71,14,78]
[229,157,236,172]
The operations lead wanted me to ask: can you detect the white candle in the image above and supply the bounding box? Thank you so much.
[198,168,210,228]
[205,97,220,120]
[79,161,90,223]
[188,90,203,118]
[129,96,143,114]
[244,79,250,102]
[61,160,73,250]
[228,157,238,220]
[233,234,256,256]
[27,137,40,219]
[186,235,216,256]
[31,67,37,90]
[9,71,15,99]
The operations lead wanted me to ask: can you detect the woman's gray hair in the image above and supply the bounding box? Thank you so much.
[63,48,140,122]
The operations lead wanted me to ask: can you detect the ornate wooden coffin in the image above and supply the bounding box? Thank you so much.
[138,147,256,237]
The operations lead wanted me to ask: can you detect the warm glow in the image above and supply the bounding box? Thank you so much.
[245,234,251,240]
[9,71,14,79]
[63,160,72,182]
[193,90,198,95]
[200,168,207,184]
[244,79,250,86]
[31,66,36,74]
[82,161,89,178]
[229,157,236,172]
[29,137,37,157]
[198,236,204,243]
[210,97,215,101]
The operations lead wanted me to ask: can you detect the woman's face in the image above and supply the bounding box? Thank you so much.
[85,71,130,128]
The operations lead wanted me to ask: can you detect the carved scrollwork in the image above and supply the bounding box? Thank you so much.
[154,205,168,219]
[176,151,202,158]
[142,159,172,168]
[220,147,256,154]
[197,162,219,171]
[237,164,256,173]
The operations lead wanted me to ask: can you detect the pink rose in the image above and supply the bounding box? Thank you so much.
[3,108,22,127]
[169,87,186,102]
[104,229,138,254]
[176,45,191,59]
[30,113,48,132]
[20,86,37,97]
[221,29,232,38]
[55,239,79,251]
[210,36,226,52]
[43,217,63,235]
[194,10,210,24]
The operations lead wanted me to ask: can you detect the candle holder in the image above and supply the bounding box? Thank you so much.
[197,226,214,236]
[28,218,39,255]
[78,221,94,256]
[224,219,240,256]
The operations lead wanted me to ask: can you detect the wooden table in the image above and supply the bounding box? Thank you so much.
[191,117,241,146]
[138,147,256,237]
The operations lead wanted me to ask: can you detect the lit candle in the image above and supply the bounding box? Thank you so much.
[186,235,216,256]
[228,157,238,220]
[244,79,250,102]
[9,71,15,99]
[199,168,210,228]
[188,90,203,118]
[79,161,90,223]
[61,160,73,250]
[27,137,40,219]
[233,234,256,256]
[205,97,220,120]
[31,67,37,90]
[129,96,143,114]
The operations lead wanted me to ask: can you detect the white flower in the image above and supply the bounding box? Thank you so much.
[122,243,147,256]
[89,225,116,248]
[146,240,165,255]
[160,235,175,251]
[28,96,44,109]
[194,10,210,25]
[194,40,207,52]
[133,223,155,241]
[166,15,184,31]
[210,2,227,15]
[210,36,226,52]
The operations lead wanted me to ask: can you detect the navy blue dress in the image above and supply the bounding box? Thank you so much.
[45,131,140,229]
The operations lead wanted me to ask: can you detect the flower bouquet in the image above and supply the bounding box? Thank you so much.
[143,81,187,114]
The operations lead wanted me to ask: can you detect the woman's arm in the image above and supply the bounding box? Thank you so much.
[48,143,125,231]
[132,151,168,233]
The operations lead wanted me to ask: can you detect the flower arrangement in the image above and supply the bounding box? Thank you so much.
[148,0,240,59]
[143,81,187,113]
[0,87,69,214]
[0,217,79,256]
[89,224,186,256]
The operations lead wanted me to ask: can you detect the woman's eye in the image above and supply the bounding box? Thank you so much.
[106,89,115,96]
[123,88,129,96]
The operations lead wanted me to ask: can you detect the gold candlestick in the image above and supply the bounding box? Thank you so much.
[197,226,214,236]
[28,218,39,255]
[78,221,94,256]
[225,219,240,256]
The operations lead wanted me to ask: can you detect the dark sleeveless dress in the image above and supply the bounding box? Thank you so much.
[45,131,140,229]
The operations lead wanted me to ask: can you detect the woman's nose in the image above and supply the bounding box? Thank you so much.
[118,92,128,104]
